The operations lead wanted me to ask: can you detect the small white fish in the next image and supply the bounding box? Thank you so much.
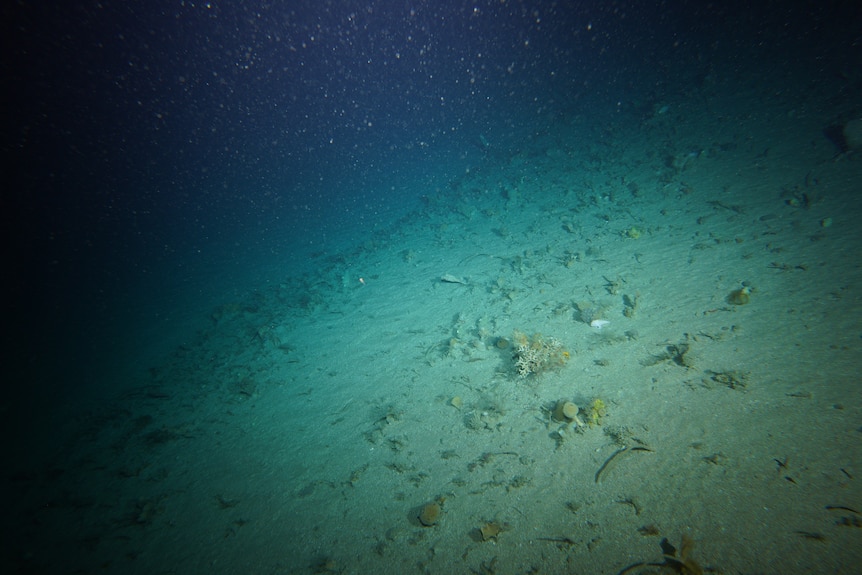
[590,319,610,329]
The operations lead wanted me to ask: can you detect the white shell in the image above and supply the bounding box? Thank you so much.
[590,319,610,329]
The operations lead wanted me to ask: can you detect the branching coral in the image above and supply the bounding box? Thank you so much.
[512,331,569,377]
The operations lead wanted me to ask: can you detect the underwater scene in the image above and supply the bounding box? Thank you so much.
[4,1,861,574]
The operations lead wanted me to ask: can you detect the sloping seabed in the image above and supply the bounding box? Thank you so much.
[6,66,862,575]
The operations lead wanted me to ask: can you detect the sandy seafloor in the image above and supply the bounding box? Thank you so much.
[8,69,862,574]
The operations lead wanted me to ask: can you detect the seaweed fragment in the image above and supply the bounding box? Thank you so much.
[795,530,826,542]
[638,524,661,536]
[537,536,578,549]
[215,494,240,509]
[468,451,519,472]
[706,369,748,390]
[835,515,862,528]
[618,535,706,575]
[662,535,704,574]
[642,341,693,368]
[595,446,654,483]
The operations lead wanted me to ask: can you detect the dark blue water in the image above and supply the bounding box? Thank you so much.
[7,1,597,394]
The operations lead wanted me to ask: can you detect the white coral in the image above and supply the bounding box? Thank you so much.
[514,337,564,376]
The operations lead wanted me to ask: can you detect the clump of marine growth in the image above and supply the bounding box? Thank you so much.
[509,330,569,377]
